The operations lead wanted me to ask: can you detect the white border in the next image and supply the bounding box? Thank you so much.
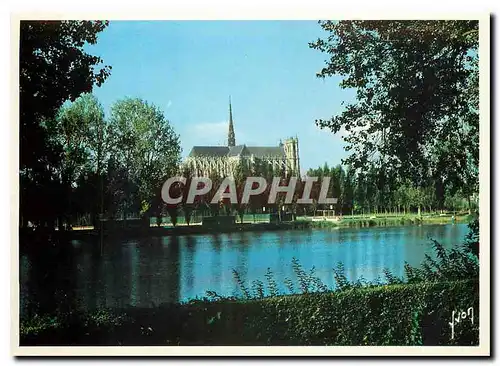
[10,13,491,357]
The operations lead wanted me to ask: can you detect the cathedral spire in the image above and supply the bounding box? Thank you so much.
[228,96,235,147]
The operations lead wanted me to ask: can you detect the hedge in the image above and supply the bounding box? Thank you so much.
[20,279,478,346]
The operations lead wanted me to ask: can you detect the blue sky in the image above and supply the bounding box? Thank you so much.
[86,20,355,172]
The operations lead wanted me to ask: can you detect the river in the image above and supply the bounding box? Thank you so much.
[19,223,469,315]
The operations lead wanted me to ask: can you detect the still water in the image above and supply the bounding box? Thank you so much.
[20,224,469,314]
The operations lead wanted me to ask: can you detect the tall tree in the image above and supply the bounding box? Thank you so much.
[51,94,108,224]
[20,20,111,171]
[310,20,479,191]
[20,20,111,226]
[108,98,181,217]
[51,94,107,180]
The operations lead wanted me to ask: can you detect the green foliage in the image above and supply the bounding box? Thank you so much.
[306,162,476,217]
[140,201,150,216]
[292,257,314,293]
[310,21,478,194]
[21,222,480,346]
[332,262,350,290]
[232,269,251,299]
[464,217,479,257]
[251,280,265,299]
[20,308,124,340]
[248,280,478,346]
[108,98,181,217]
[284,277,295,294]
[229,219,478,301]
[383,268,403,285]
[419,221,479,281]
[22,94,182,228]
[231,258,330,300]
[21,280,478,346]
[20,20,111,171]
[404,219,479,283]
[20,20,111,227]
[20,24,183,228]
[264,268,279,297]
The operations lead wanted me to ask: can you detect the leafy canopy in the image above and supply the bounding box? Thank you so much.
[310,20,479,190]
[20,20,111,171]
[108,98,182,214]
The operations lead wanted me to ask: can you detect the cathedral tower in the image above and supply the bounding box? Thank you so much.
[228,97,235,147]
[283,137,300,176]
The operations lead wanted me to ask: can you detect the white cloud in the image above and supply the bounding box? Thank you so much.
[192,121,229,144]
[166,100,172,109]
[180,121,229,158]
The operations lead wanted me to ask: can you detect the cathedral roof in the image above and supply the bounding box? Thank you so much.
[227,145,247,156]
[188,146,230,157]
[188,145,286,158]
[246,146,285,158]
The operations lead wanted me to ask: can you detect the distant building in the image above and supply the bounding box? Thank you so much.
[184,99,300,177]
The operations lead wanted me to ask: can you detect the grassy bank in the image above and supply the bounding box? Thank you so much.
[304,214,470,229]
[23,214,469,245]
[20,279,478,346]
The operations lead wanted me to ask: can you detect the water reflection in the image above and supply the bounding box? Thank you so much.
[182,235,197,296]
[20,223,469,314]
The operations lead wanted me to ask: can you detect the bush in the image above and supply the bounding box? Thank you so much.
[247,279,478,346]
[20,280,478,346]
[401,218,479,284]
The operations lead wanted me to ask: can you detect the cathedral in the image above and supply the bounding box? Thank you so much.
[184,100,300,178]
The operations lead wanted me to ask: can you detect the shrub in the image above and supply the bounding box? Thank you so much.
[403,218,479,283]
[20,280,478,346]
[246,279,479,346]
